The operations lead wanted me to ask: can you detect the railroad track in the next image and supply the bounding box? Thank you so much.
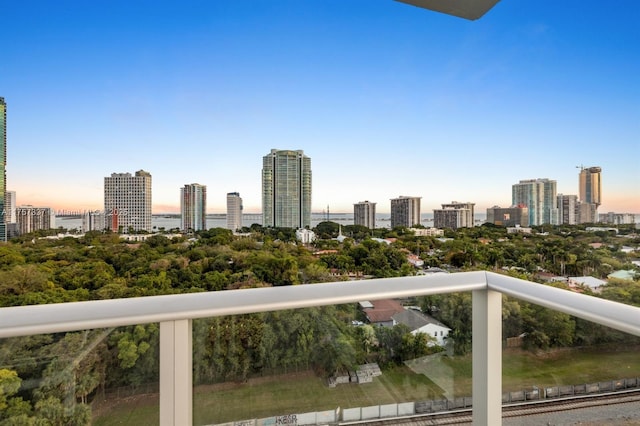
[341,389,640,425]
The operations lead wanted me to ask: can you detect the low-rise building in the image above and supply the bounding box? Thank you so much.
[411,227,444,237]
[407,254,424,267]
[360,299,405,327]
[507,225,532,234]
[391,309,451,346]
[295,228,316,244]
[486,205,529,227]
[608,270,637,281]
[599,212,636,225]
[568,276,607,292]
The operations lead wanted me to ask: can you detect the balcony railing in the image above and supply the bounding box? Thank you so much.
[1,271,639,425]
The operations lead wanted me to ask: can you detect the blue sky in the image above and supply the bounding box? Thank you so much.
[2,0,639,214]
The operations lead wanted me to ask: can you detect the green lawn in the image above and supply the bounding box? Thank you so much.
[93,346,640,426]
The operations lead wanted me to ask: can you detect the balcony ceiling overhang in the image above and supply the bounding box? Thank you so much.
[396,0,501,20]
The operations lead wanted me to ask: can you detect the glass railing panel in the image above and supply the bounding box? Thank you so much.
[502,308,640,424]
[0,324,160,426]
[192,300,465,425]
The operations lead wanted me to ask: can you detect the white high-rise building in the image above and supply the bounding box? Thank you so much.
[262,149,312,229]
[5,191,16,224]
[512,179,559,226]
[104,170,152,233]
[390,196,421,228]
[82,211,106,233]
[226,192,243,231]
[354,200,376,229]
[181,184,207,232]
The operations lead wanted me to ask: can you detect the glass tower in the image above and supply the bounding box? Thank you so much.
[262,149,312,229]
[579,166,602,207]
[0,98,6,241]
[181,183,207,232]
[512,178,559,226]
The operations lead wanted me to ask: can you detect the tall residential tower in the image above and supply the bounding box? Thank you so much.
[227,192,243,231]
[512,178,559,226]
[578,166,602,223]
[0,98,7,241]
[390,196,421,228]
[579,166,602,207]
[557,194,578,225]
[104,170,152,233]
[354,200,376,229]
[181,183,207,232]
[434,201,475,230]
[262,149,312,228]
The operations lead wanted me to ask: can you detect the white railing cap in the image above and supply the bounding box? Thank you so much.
[1,271,639,338]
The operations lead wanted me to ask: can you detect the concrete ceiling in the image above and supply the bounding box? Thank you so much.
[396,0,501,20]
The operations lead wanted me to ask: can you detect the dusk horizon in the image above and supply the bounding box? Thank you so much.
[3,1,638,215]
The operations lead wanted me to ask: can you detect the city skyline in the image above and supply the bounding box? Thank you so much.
[2,1,639,214]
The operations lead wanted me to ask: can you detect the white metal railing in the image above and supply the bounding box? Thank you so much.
[1,271,639,425]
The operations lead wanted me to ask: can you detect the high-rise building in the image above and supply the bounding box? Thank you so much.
[0,98,7,242]
[578,166,601,223]
[579,166,602,207]
[262,149,312,228]
[226,192,243,231]
[181,184,207,232]
[434,201,475,229]
[599,212,636,225]
[82,211,106,233]
[557,194,578,225]
[104,170,152,233]
[354,200,376,229]
[577,202,598,224]
[434,202,474,230]
[5,191,16,224]
[16,206,55,235]
[486,205,529,227]
[512,178,559,226]
[390,196,421,228]
[5,190,17,238]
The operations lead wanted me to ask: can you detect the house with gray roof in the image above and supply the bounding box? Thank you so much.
[391,309,451,346]
[568,276,607,292]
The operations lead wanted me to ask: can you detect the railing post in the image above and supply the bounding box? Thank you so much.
[160,319,192,426]
[472,289,502,425]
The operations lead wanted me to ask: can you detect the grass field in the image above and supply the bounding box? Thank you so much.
[93,346,640,426]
